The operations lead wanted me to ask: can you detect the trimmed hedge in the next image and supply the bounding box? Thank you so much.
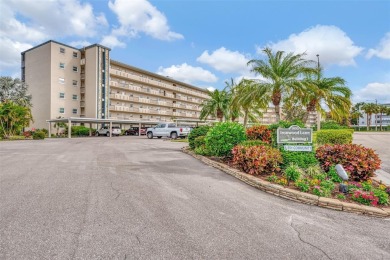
[316,129,353,145]
[240,140,268,147]
[188,126,210,150]
[32,131,46,140]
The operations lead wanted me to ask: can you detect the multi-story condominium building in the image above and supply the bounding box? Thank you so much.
[358,103,390,127]
[22,40,209,131]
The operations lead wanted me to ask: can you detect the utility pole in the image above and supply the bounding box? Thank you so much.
[316,54,321,131]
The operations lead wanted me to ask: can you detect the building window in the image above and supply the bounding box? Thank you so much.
[59,63,65,69]
[59,108,65,113]
[59,78,65,84]
[72,108,78,114]
[59,93,65,99]
[73,66,78,72]
[60,47,65,54]
[73,52,78,58]
[73,80,77,86]
[72,94,77,100]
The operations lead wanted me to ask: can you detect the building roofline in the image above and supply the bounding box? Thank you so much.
[110,59,209,93]
[21,40,80,54]
[82,43,111,51]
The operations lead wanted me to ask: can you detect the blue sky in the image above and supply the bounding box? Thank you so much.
[1,0,389,103]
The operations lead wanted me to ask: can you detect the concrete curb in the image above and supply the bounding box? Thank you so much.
[182,147,390,218]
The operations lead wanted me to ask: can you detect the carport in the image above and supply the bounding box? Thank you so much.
[46,117,161,138]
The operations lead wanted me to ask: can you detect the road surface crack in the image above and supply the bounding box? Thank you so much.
[110,181,121,200]
[289,216,332,260]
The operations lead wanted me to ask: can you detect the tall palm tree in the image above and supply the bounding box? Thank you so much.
[302,67,352,129]
[377,105,389,131]
[247,48,315,122]
[232,79,269,127]
[200,89,230,122]
[223,78,240,122]
[361,103,379,131]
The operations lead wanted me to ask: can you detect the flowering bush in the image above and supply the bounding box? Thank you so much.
[316,144,381,181]
[232,145,282,175]
[246,125,272,143]
[295,179,310,192]
[373,189,389,205]
[351,190,379,206]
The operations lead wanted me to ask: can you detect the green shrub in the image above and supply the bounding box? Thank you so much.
[284,163,302,182]
[246,125,272,143]
[295,179,310,192]
[373,189,389,205]
[337,194,346,200]
[312,180,334,197]
[188,126,211,150]
[232,144,282,175]
[316,144,381,181]
[32,131,45,140]
[304,164,323,178]
[280,149,318,169]
[267,174,279,183]
[194,145,211,156]
[205,122,246,157]
[72,126,93,136]
[8,135,26,140]
[316,120,349,130]
[194,136,206,149]
[327,165,343,183]
[316,130,352,145]
[240,140,268,147]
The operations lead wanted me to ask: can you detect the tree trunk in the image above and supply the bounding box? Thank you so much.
[243,109,248,127]
[272,92,281,123]
[317,111,321,131]
[367,113,370,131]
[380,113,383,131]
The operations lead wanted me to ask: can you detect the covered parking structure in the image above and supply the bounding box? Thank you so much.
[46,117,217,138]
[46,117,161,138]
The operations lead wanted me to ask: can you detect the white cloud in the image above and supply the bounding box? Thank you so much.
[367,33,390,59]
[0,0,107,72]
[100,35,126,49]
[0,37,32,71]
[197,47,250,74]
[157,63,218,84]
[260,25,363,66]
[353,82,390,104]
[108,0,183,41]
[68,40,92,48]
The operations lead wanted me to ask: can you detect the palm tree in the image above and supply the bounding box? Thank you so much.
[0,101,32,137]
[361,103,379,131]
[200,89,230,122]
[232,79,269,127]
[247,48,316,122]
[377,105,390,131]
[0,76,32,107]
[302,67,352,129]
[223,78,240,122]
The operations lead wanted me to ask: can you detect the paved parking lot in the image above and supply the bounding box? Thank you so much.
[1,137,389,259]
[353,132,390,185]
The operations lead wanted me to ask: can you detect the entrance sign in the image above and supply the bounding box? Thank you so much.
[284,145,313,152]
[277,125,312,144]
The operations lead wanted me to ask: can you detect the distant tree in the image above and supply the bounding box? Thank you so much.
[0,77,32,107]
[350,102,364,126]
[200,89,230,122]
[361,103,379,131]
[377,105,390,131]
[0,101,32,137]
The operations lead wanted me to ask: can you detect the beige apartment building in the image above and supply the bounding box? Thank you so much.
[22,40,209,131]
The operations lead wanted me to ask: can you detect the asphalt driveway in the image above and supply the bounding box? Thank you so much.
[1,137,389,259]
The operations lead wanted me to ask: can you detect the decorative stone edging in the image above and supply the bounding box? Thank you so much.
[182,147,390,218]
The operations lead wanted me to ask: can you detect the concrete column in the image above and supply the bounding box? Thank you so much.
[48,122,51,138]
[68,119,72,139]
[109,121,112,137]
[138,123,141,136]
[89,123,92,137]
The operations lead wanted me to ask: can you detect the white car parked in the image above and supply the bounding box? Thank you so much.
[95,126,121,137]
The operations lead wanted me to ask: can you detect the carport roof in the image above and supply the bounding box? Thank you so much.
[46,117,216,125]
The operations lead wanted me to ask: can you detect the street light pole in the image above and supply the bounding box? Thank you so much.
[316,54,321,131]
